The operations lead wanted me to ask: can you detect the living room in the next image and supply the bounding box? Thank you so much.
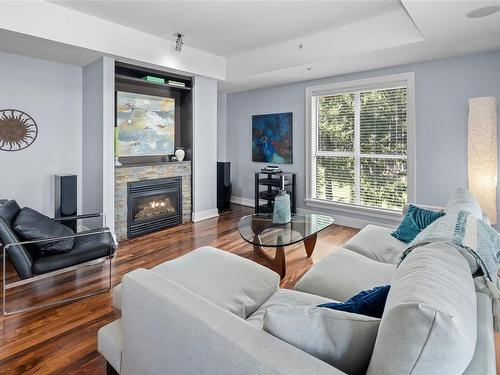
[0,1,500,374]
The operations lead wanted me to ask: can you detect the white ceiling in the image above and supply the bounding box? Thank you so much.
[50,0,402,56]
[3,1,500,92]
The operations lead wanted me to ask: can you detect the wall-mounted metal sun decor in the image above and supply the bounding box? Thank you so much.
[0,109,38,151]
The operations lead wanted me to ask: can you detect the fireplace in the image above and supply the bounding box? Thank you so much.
[127,177,182,238]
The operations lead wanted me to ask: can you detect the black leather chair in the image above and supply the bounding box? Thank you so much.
[0,199,116,314]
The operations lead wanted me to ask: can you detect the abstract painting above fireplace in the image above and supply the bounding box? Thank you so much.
[116,91,176,157]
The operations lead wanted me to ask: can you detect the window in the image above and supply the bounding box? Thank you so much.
[306,73,415,214]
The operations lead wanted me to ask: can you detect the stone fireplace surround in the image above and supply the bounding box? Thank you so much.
[115,161,192,242]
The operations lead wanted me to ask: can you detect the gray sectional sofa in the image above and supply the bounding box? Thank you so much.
[98,192,496,375]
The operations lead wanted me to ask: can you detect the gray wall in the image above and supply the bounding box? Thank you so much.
[0,51,82,215]
[82,58,104,214]
[193,75,219,221]
[226,50,500,224]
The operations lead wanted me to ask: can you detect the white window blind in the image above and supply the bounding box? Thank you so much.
[312,86,408,211]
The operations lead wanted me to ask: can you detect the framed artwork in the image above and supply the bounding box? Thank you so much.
[116,91,175,156]
[252,112,293,164]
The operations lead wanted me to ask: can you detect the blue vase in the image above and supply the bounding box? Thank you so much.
[273,190,291,224]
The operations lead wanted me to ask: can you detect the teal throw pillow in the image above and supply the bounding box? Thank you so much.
[392,205,444,243]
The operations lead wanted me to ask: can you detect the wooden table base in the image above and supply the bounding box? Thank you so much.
[253,233,318,279]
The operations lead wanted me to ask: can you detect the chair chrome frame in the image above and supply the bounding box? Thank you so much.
[2,213,115,316]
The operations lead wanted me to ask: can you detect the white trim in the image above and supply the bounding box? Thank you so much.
[230,196,401,229]
[192,209,219,222]
[305,72,416,217]
[304,198,402,219]
[296,206,397,229]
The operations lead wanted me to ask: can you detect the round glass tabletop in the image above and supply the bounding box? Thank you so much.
[238,213,335,247]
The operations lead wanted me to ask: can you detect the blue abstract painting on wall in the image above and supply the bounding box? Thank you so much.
[252,112,293,164]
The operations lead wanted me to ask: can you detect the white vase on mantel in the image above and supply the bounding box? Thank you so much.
[175,147,185,161]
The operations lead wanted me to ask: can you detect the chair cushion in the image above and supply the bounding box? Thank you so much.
[0,200,21,226]
[294,248,396,302]
[32,231,115,274]
[445,188,482,219]
[0,217,34,279]
[113,247,280,319]
[263,305,380,375]
[13,207,75,254]
[318,285,390,318]
[246,288,331,328]
[344,224,406,264]
[367,242,477,375]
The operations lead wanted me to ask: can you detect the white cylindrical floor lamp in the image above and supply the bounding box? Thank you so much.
[468,96,497,224]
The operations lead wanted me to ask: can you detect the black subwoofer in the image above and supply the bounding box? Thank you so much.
[217,162,231,212]
[54,174,77,231]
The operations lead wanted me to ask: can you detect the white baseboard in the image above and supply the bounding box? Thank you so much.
[231,196,254,207]
[230,196,398,229]
[192,208,219,222]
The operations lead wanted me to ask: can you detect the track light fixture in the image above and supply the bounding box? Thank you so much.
[175,33,184,52]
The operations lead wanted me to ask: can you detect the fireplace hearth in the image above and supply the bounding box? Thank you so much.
[127,177,182,238]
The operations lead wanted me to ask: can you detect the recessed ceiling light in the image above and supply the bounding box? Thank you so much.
[466,5,500,18]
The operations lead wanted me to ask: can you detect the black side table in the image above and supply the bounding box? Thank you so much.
[254,171,296,214]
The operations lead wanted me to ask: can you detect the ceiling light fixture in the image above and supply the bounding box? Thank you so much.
[466,5,500,18]
[175,33,184,52]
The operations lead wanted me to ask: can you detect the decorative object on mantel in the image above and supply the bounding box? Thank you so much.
[252,112,293,164]
[175,147,185,161]
[272,177,291,224]
[114,127,122,166]
[468,96,497,224]
[142,75,165,84]
[0,109,38,151]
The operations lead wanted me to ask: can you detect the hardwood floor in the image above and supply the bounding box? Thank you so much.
[0,205,358,374]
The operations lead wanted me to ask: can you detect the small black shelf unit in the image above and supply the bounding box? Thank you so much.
[254,171,297,214]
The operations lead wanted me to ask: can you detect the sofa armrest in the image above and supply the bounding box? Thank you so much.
[120,269,345,375]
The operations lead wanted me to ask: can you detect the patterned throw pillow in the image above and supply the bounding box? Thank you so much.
[392,204,444,243]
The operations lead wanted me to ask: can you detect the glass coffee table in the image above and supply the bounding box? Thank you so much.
[238,213,335,279]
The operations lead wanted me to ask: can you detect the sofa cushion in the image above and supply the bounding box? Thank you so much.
[246,289,331,328]
[367,242,477,375]
[445,188,482,219]
[263,306,380,375]
[344,224,406,264]
[113,247,280,319]
[294,248,396,301]
[0,200,21,226]
[13,207,75,254]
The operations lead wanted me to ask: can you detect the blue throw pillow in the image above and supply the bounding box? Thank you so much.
[391,204,444,243]
[317,285,390,319]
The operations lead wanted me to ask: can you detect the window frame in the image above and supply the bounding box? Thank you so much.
[305,72,416,218]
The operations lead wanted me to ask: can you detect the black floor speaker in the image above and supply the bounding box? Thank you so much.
[55,174,77,231]
[217,162,232,211]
